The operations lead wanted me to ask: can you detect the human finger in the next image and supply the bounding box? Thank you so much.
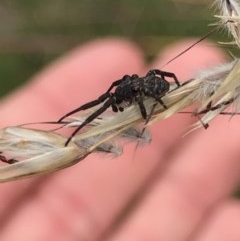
[0,38,145,235]
[194,200,240,241]
[0,39,227,241]
[0,38,144,126]
[107,102,240,241]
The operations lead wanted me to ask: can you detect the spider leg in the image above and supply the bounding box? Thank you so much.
[106,75,130,92]
[65,96,115,146]
[148,95,167,109]
[137,98,147,119]
[133,102,158,154]
[58,92,111,122]
[141,102,158,135]
[157,97,167,109]
[58,76,130,123]
[147,69,180,87]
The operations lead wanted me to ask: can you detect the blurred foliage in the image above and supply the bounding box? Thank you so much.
[0,0,219,97]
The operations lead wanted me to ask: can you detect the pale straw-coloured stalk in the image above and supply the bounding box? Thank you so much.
[214,0,240,46]
[0,0,240,182]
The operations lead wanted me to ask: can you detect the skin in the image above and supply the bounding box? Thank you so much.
[0,38,239,241]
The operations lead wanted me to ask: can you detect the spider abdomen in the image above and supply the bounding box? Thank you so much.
[142,76,170,98]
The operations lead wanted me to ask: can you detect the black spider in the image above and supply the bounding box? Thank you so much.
[58,69,181,146]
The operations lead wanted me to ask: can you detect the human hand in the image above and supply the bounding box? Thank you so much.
[0,38,239,241]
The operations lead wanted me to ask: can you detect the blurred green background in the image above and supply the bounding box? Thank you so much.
[0,0,219,97]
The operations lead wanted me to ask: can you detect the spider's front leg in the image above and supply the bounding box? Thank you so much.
[58,76,130,123]
[58,92,111,123]
[106,75,131,92]
[65,96,116,146]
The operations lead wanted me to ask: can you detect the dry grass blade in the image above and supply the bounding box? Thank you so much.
[1,56,239,182]
[1,1,240,182]
[0,146,85,182]
[0,127,89,182]
[198,59,240,109]
[215,0,240,46]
